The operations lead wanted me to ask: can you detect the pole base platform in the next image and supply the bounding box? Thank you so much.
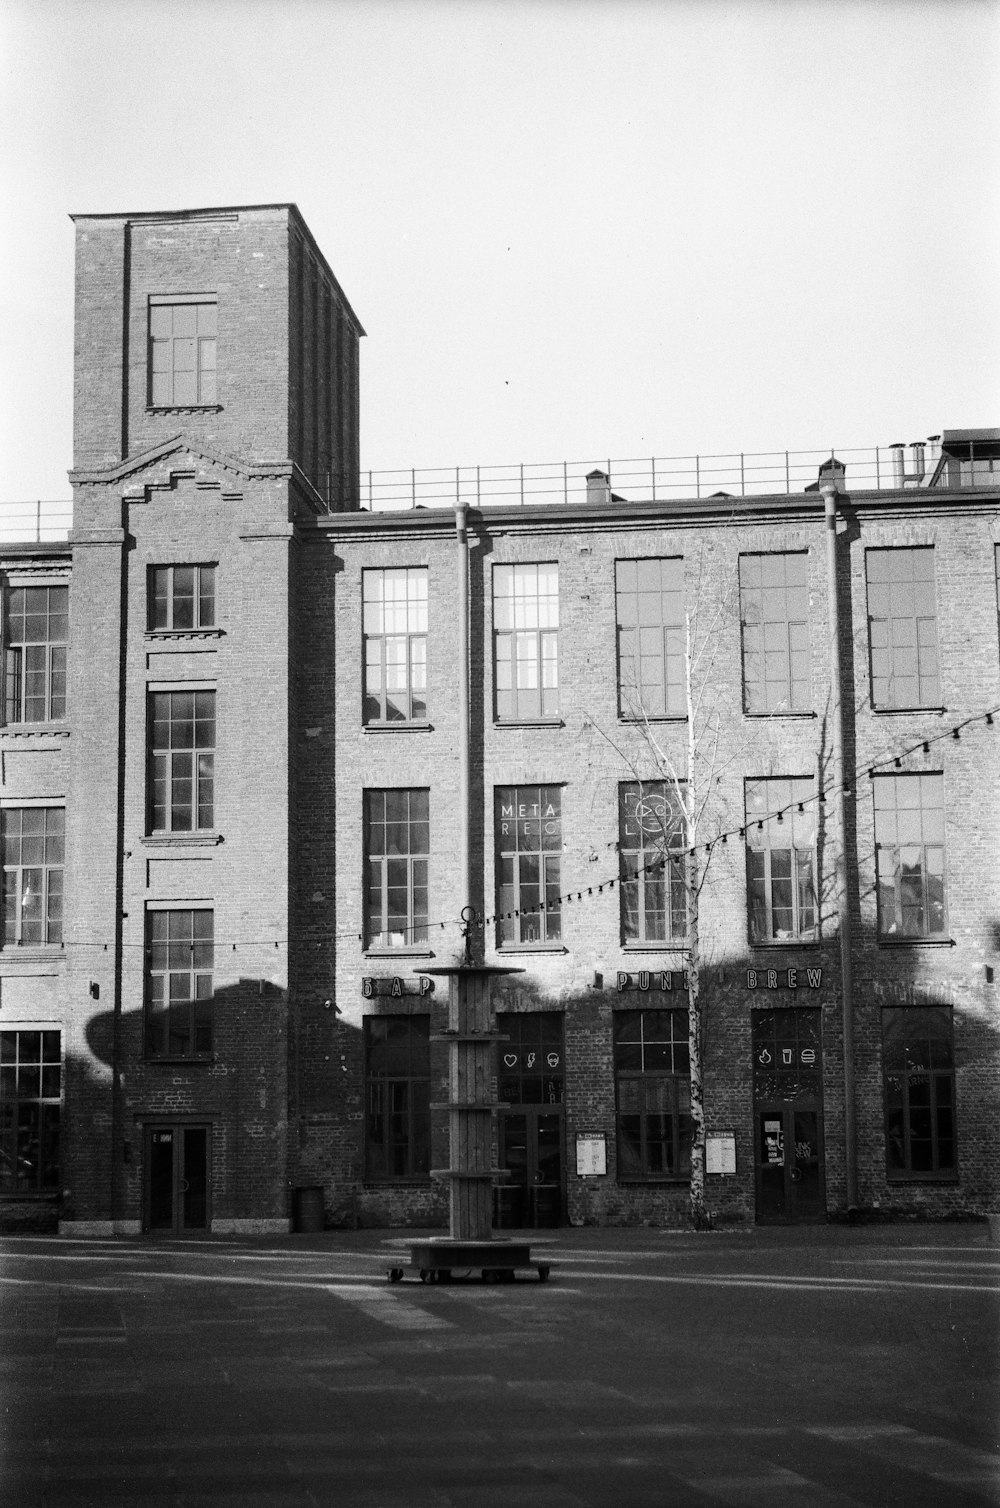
[386,1238,551,1284]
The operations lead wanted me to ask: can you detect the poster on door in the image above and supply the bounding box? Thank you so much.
[763,1119,784,1164]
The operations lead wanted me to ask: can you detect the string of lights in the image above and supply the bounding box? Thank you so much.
[52,701,997,956]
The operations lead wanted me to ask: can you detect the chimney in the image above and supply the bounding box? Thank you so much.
[586,469,611,507]
[890,443,906,488]
[817,456,846,494]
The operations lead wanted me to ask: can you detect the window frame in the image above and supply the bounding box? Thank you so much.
[3,582,69,725]
[492,563,560,722]
[866,546,941,711]
[882,1006,957,1180]
[148,689,216,835]
[614,1008,691,1183]
[148,294,218,408]
[0,1028,61,1193]
[363,789,430,950]
[1,806,65,948]
[364,1014,431,1182]
[873,772,948,940]
[738,552,811,716]
[615,556,686,720]
[149,564,217,633]
[618,781,687,946]
[145,908,214,1060]
[745,777,818,944]
[495,785,563,948]
[362,567,428,725]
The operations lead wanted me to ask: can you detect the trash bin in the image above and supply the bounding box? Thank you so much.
[532,1184,561,1227]
[494,1184,526,1229]
[293,1186,325,1233]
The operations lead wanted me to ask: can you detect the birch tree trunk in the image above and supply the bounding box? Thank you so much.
[685,613,709,1229]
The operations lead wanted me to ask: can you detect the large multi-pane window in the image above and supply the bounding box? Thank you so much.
[365,1015,430,1181]
[745,778,817,943]
[615,558,685,718]
[619,782,686,945]
[882,1007,956,1178]
[146,909,214,1059]
[867,547,940,709]
[363,568,428,723]
[493,564,559,720]
[364,790,429,948]
[739,553,810,714]
[614,1010,691,1180]
[4,585,68,724]
[873,773,946,938]
[149,295,217,406]
[150,565,216,631]
[149,691,216,833]
[495,785,562,946]
[2,808,64,947]
[0,1030,61,1192]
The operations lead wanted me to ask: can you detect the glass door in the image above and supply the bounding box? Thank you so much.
[145,1125,210,1233]
[496,1012,564,1228]
[755,1105,824,1224]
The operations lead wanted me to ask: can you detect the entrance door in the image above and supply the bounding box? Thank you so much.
[145,1125,210,1233]
[499,1109,563,1227]
[755,1105,824,1224]
[496,1011,564,1228]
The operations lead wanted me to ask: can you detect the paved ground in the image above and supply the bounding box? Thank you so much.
[1,1222,997,1507]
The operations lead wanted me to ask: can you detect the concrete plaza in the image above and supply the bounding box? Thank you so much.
[1,1222,998,1507]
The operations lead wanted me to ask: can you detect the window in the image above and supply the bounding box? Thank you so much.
[149,295,217,406]
[364,790,429,948]
[619,782,686,945]
[365,1015,430,1180]
[150,565,216,631]
[882,1007,955,1177]
[739,553,810,714]
[873,773,946,938]
[0,1030,60,1192]
[614,1009,691,1180]
[146,909,213,1058]
[866,547,940,709]
[2,808,64,947]
[363,568,427,723]
[745,778,817,943]
[495,786,561,946]
[4,585,68,724]
[149,691,215,833]
[493,563,559,720]
[497,1013,564,1105]
[615,558,685,717]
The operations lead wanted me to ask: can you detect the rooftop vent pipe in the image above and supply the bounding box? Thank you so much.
[889,442,926,488]
[586,469,612,507]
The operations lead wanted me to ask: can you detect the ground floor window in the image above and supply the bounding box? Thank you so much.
[0,1029,60,1191]
[882,1006,956,1178]
[614,1009,691,1180]
[365,1015,430,1181]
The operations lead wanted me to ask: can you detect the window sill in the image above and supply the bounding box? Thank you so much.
[622,940,689,953]
[143,832,223,847]
[146,404,223,415]
[494,718,565,729]
[878,935,955,948]
[618,715,687,725]
[363,721,433,734]
[147,1056,215,1066]
[497,944,568,955]
[742,710,817,720]
[885,1174,960,1185]
[362,1180,432,1190]
[145,629,225,642]
[870,706,947,716]
[749,939,822,951]
[363,947,436,958]
[1,723,70,739]
[0,945,66,961]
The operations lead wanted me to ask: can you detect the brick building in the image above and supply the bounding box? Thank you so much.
[1,203,997,1235]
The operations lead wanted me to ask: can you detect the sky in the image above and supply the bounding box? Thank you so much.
[1,0,998,502]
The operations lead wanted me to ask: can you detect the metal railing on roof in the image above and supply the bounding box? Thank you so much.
[357,443,946,513]
[0,501,73,543]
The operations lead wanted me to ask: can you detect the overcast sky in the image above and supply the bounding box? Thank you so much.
[1,0,998,502]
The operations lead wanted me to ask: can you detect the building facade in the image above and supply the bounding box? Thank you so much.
[1,204,998,1235]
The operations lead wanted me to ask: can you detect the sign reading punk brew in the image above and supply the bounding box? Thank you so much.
[362,976,434,998]
[617,970,688,992]
[747,968,823,990]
